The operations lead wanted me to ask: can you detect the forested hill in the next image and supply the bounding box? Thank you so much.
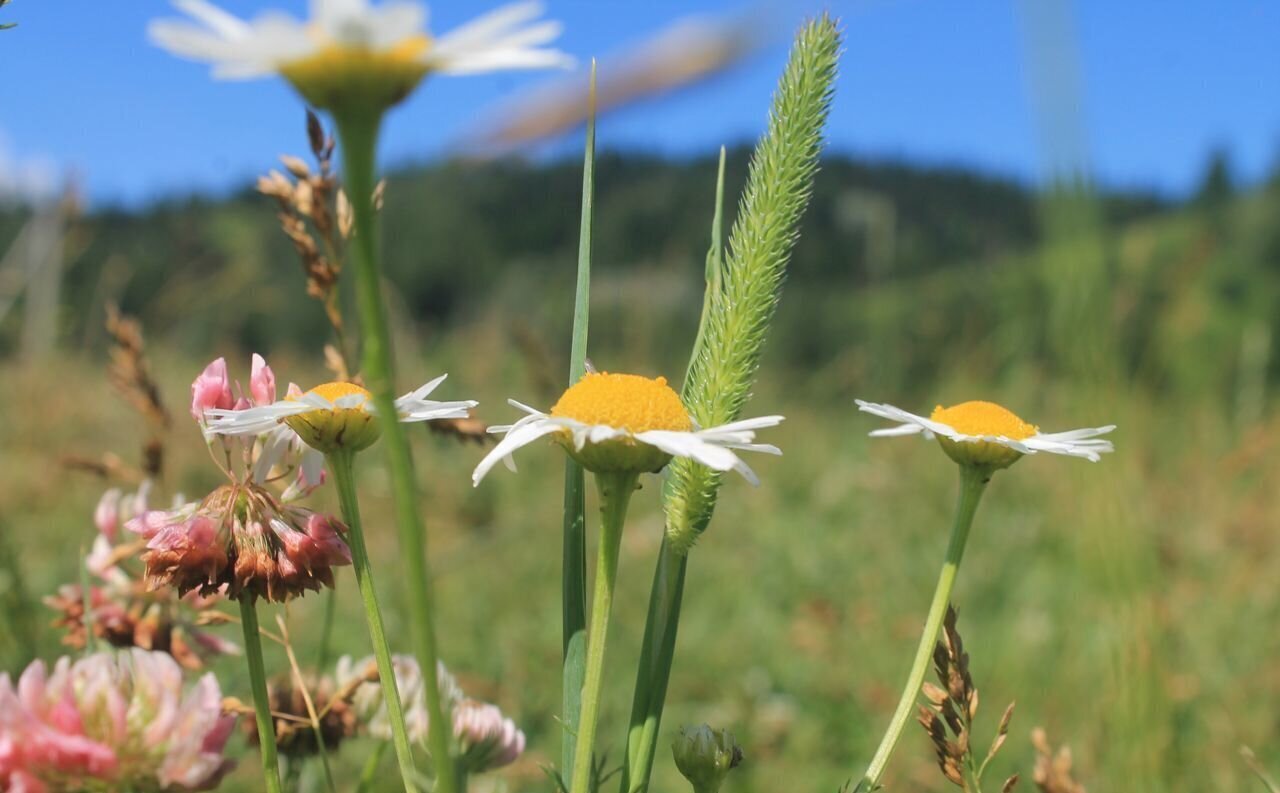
[0,147,1185,365]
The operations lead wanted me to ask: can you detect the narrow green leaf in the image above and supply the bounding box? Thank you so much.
[561,59,597,778]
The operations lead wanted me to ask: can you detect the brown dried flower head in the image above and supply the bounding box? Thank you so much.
[127,481,351,603]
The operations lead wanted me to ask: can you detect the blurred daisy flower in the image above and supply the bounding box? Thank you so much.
[856,399,1115,469]
[472,371,783,486]
[0,649,235,792]
[149,0,572,110]
[205,373,476,455]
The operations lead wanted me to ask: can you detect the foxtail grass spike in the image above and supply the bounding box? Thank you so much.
[665,14,841,554]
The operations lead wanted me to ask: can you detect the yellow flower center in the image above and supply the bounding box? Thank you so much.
[931,401,1037,439]
[279,34,433,112]
[550,373,693,434]
[305,381,373,407]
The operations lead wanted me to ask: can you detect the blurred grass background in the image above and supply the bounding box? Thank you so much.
[1,143,1279,793]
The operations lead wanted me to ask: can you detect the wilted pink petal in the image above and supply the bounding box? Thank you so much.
[190,358,234,421]
[250,354,276,406]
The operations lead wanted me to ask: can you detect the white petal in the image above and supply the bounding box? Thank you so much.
[856,399,958,439]
[472,419,562,486]
[869,424,926,438]
[205,401,313,436]
[635,430,742,474]
[173,0,251,39]
[398,373,448,403]
[507,398,547,417]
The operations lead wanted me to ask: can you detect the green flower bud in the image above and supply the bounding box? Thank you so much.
[672,724,743,793]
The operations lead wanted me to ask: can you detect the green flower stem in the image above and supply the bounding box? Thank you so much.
[334,109,458,793]
[570,471,640,793]
[329,449,418,793]
[238,598,283,793]
[620,538,688,793]
[856,464,990,791]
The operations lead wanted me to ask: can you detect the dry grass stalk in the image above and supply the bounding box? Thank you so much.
[917,605,1018,792]
[1031,728,1085,793]
[105,303,170,477]
[258,110,352,381]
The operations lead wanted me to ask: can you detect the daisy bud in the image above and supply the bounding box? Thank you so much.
[453,699,526,773]
[672,725,743,793]
[249,353,276,405]
[128,483,351,603]
[0,650,235,791]
[190,358,234,421]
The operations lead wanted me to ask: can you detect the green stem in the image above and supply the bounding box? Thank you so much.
[329,450,418,793]
[239,599,284,793]
[856,464,990,791]
[620,539,688,793]
[570,472,639,793]
[335,109,458,793]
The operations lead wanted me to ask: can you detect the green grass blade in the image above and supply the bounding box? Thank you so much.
[561,59,597,778]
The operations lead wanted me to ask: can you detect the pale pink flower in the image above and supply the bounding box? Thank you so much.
[189,358,234,420]
[335,655,525,773]
[249,353,276,406]
[0,650,234,791]
[194,356,327,496]
[453,699,526,772]
[93,489,122,542]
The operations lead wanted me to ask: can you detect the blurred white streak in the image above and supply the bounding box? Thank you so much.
[0,131,59,206]
[1016,0,1093,185]
[458,13,767,156]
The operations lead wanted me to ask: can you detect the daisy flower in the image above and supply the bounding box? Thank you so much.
[149,0,572,110]
[206,374,477,455]
[856,398,1115,469]
[472,371,783,486]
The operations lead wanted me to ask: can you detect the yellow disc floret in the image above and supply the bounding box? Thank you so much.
[930,400,1039,470]
[279,35,432,113]
[285,381,382,454]
[551,373,693,433]
[931,401,1037,440]
[549,372,692,474]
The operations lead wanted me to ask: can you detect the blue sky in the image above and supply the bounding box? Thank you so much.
[2,0,1277,205]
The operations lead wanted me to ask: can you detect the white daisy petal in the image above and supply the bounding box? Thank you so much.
[634,431,741,474]
[399,373,449,403]
[205,401,313,436]
[472,419,564,486]
[869,423,926,438]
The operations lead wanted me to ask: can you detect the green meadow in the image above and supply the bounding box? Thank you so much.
[3,143,1278,791]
